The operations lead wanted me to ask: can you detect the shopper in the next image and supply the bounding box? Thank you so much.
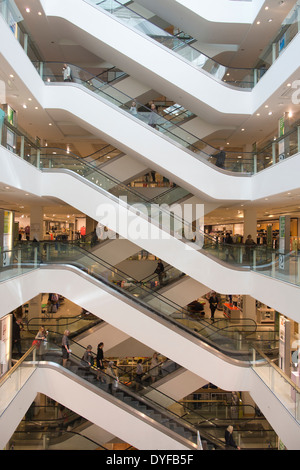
[106,361,118,394]
[33,327,48,357]
[148,103,159,129]
[149,352,160,383]
[62,64,72,82]
[81,345,93,374]
[96,342,105,381]
[91,228,98,247]
[12,316,24,358]
[244,234,256,262]
[129,100,137,115]
[212,147,226,169]
[224,233,235,261]
[154,259,165,285]
[62,330,71,368]
[209,293,218,322]
[225,425,240,450]
[135,359,144,390]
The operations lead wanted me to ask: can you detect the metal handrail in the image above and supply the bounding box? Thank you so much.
[254,346,300,395]
[0,345,36,387]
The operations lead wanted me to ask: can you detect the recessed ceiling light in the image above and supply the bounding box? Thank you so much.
[257,21,261,24]
[268,111,272,115]
[38,11,42,15]
[9,74,14,78]
[256,113,260,116]
[49,123,52,126]
[35,106,38,110]
[23,104,27,109]
[26,8,30,13]
[268,18,273,22]
[28,98,32,101]
[241,128,245,131]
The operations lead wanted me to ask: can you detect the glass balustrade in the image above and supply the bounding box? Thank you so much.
[252,347,300,424]
[86,0,257,88]
[2,0,300,93]
[0,346,37,418]
[2,117,300,288]
[1,0,300,175]
[9,338,280,449]
[33,61,300,174]
[3,242,278,359]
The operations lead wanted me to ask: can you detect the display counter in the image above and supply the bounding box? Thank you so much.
[257,307,275,323]
[223,302,241,320]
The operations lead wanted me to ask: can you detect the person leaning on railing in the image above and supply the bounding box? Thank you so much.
[244,234,256,262]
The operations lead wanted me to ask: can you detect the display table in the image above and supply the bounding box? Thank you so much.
[257,307,275,323]
[223,303,241,320]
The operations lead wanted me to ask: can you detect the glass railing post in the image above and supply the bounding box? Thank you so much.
[17,248,22,274]
[24,33,28,55]
[34,246,38,267]
[272,142,276,165]
[252,347,256,364]
[272,253,276,277]
[46,243,50,261]
[39,62,44,78]
[253,249,256,270]
[272,43,277,63]
[37,149,40,169]
[253,69,258,86]
[253,154,257,173]
[20,136,25,159]
[297,126,300,153]
[239,246,242,264]
[42,434,48,450]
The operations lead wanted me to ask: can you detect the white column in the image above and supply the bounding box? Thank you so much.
[243,295,256,322]
[30,206,44,241]
[28,206,44,322]
[243,208,257,240]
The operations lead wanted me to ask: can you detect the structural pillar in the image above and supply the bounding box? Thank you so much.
[243,208,257,241]
[30,206,44,241]
[28,206,44,322]
[242,295,256,322]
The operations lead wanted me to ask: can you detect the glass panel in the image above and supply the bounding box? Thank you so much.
[0,348,37,417]
[87,0,254,88]
[252,348,300,423]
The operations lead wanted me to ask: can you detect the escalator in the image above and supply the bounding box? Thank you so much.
[2,12,300,198]
[2,338,275,450]
[0,343,217,450]
[36,0,300,118]
[17,240,265,362]
[1,135,300,321]
[2,244,300,449]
